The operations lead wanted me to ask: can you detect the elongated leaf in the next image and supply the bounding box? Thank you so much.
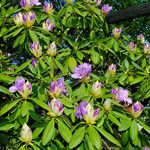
[29,29,39,42]
[58,121,72,143]
[55,59,66,74]
[0,123,14,131]
[15,61,30,73]
[0,85,13,95]
[33,126,44,139]
[0,74,14,83]
[138,119,150,134]
[21,101,30,117]
[119,118,132,131]
[96,127,121,147]
[68,57,77,72]
[69,126,85,149]
[108,113,121,127]
[42,119,55,146]
[12,27,24,37]
[32,99,50,111]
[0,100,20,116]
[88,126,102,149]
[130,120,138,145]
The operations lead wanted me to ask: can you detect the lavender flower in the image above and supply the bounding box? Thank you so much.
[20,0,41,9]
[47,98,64,117]
[23,11,36,27]
[43,1,54,14]
[111,87,132,104]
[144,43,150,54]
[92,81,102,97]
[143,147,150,150]
[108,64,116,76]
[13,12,24,26]
[112,28,122,39]
[131,101,144,118]
[47,42,57,56]
[137,34,145,44]
[49,78,67,98]
[42,19,55,31]
[101,4,112,15]
[128,42,137,51]
[71,63,92,81]
[75,101,100,124]
[31,58,37,67]
[9,77,32,99]
[30,42,42,58]
[20,123,32,143]
[95,0,102,6]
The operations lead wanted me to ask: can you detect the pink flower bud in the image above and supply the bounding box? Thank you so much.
[112,28,122,39]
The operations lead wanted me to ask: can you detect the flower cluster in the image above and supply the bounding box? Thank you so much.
[47,42,57,56]
[75,101,99,124]
[9,77,32,99]
[13,11,36,27]
[137,34,145,44]
[20,0,41,10]
[101,4,112,15]
[144,43,150,54]
[92,81,102,97]
[43,1,54,14]
[47,98,64,117]
[49,78,67,98]
[42,19,55,31]
[95,0,102,6]
[128,41,137,51]
[71,63,92,81]
[108,64,116,76]
[112,28,122,39]
[30,42,42,58]
[20,123,32,143]
[111,87,132,104]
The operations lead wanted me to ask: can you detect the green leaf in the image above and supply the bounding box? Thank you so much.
[58,121,72,143]
[0,100,20,116]
[20,32,26,45]
[0,74,14,84]
[130,77,144,85]
[88,126,102,149]
[0,123,14,131]
[119,118,132,131]
[12,27,24,37]
[144,89,150,99]
[29,29,39,42]
[15,61,30,73]
[69,126,85,149]
[138,119,150,134]
[21,101,30,117]
[96,127,121,147]
[91,51,100,65]
[0,85,13,95]
[108,113,121,127]
[130,120,138,145]
[42,119,55,146]
[32,99,50,112]
[121,130,129,146]
[33,126,44,139]
[68,57,77,72]
[55,59,66,74]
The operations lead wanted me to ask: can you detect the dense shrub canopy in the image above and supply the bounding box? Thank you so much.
[0,0,150,149]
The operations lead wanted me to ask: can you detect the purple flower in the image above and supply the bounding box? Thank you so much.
[108,64,116,76]
[49,78,67,98]
[43,1,54,14]
[31,58,37,67]
[92,81,102,97]
[128,42,137,51]
[30,42,42,58]
[71,63,92,80]
[95,0,102,6]
[20,0,41,9]
[9,77,32,98]
[47,98,64,117]
[103,99,112,111]
[75,101,100,124]
[42,19,55,31]
[111,87,132,104]
[101,4,112,15]
[144,43,150,54]
[112,28,122,39]
[143,147,150,150]
[137,34,145,44]
[132,101,144,118]
[13,12,24,26]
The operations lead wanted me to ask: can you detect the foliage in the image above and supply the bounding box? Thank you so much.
[0,0,150,149]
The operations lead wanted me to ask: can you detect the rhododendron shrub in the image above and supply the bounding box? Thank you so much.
[0,0,150,149]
